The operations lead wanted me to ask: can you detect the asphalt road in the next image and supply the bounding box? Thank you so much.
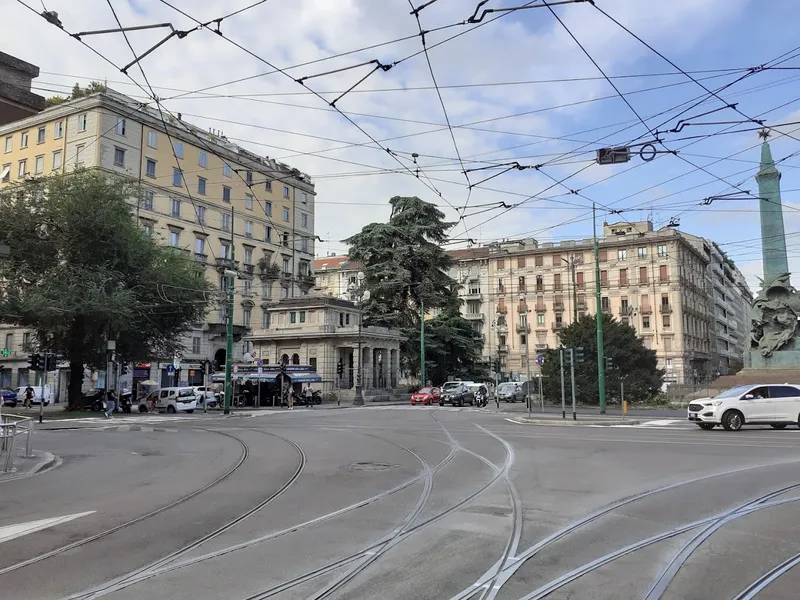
[2,407,800,600]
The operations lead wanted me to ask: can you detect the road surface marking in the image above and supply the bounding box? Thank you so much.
[0,511,95,544]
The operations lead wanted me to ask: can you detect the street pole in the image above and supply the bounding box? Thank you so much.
[538,370,543,413]
[621,379,627,417]
[39,352,46,424]
[593,202,607,414]
[420,299,425,388]
[203,360,209,414]
[571,258,578,323]
[569,347,577,421]
[223,207,235,416]
[521,295,531,417]
[560,348,566,419]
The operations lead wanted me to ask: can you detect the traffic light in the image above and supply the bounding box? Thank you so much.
[28,353,42,371]
[337,359,344,377]
[121,364,129,375]
[494,358,501,373]
[605,357,613,370]
[45,355,57,371]
[574,347,585,363]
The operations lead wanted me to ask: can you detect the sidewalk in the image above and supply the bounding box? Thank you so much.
[0,446,59,482]
[498,411,641,426]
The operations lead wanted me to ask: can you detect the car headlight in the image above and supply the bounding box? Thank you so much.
[712,401,723,406]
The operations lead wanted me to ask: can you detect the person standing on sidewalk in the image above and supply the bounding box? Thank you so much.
[104,389,117,419]
[304,383,313,408]
[286,387,294,410]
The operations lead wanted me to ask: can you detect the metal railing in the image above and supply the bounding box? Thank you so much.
[1,414,34,472]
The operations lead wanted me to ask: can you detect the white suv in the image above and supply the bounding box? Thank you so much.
[688,384,800,431]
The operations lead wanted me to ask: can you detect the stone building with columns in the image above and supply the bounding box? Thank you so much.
[246,287,404,399]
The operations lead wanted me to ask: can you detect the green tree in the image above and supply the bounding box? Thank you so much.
[345,196,485,381]
[0,170,214,408]
[541,314,663,405]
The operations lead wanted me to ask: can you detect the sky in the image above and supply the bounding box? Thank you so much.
[3,0,800,291]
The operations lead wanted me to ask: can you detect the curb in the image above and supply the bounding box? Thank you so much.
[504,417,642,427]
[0,450,61,483]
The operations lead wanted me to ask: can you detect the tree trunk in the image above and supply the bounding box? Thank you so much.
[68,361,84,410]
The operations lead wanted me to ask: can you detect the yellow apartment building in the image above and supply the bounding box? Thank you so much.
[0,89,316,390]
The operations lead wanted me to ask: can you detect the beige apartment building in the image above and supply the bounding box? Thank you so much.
[0,89,316,390]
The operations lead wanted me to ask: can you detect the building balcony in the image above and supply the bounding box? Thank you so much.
[577,302,587,310]
[659,303,672,313]
[298,274,315,291]
[464,312,485,321]
[553,302,564,312]
[535,285,545,293]
[619,279,629,287]
[258,260,281,281]
[601,306,612,314]
[535,304,547,312]
[281,271,293,281]
[640,306,652,314]
[535,343,548,351]
[516,323,531,333]
[194,253,208,265]
[496,306,508,315]
[517,303,529,314]
[498,344,509,353]
[619,306,630,316]
[552,322,565,331]
[638,278,650,286]
[553,284,563,291]
[576,282,586,289]
[463,291,482,300]
[243,263,255,276]
[215,257,239,272]
[496,324,508,333]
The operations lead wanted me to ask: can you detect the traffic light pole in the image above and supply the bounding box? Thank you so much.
[593,203,607,414]
[223,207,235,416]
[39,352,46,423]
[560,348,565,420]
[569,347,577,421]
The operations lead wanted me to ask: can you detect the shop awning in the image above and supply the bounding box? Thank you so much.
[211,371,322,383]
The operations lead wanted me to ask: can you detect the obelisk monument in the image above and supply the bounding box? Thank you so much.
[755,129,790,284]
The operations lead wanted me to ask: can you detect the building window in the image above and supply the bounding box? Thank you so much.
[75,144,85,165]
[1,163,10,181]
[280,287,288,299]
[262,281,272,298]
[283,185,290,198]
[192,336,201,354]
[243,221,252,238]
[195,237,205,255]
[48,151,61,173]
[497,259,505,270]
[199,151,208,168]
[664,338,672,352]
[536,313,545,325]
[283,207,290,222]
[169,230,180,247]
[114,118,127,136]
[34,155,44,174]
[290,311,297,324]
[283,257,290,273]
[637,247,647,259]
[142,190,154,210]
[518,276,525,293]
[601,296,610,311]
[114,147,125,167]
[147,130,158,148]
[518,257,526,268]
[146,158,156,178]
[54,120,64,139]
[618,248,627,260]
[265,180,272,192]
[198,176,207,195]
[642,315,651,328]
[659,265,668,282]
[171,198,181,217]
[244,247,253,265]
[245,194,253,210]
[663,314,671,328]
[265,226,272,242]
[299,311,306,323]
[18,159,26,178]
[639,266,648,283]
[78,113,88,131]
[600,270,608,286]
[301,237,309,253]
[301,213,308,228]
[142,222,153,236]
[220,243,230,259]
[22,332,31,351]
[262,311,271,328]
[4,136,11,153]
[283,232,289,247]
[20,131,29,148]
[554,273,562,290]
[173,141,183,158]
[196,205,206,224]
[619,268,628,285]
[264,201,272,216]
[221,212,231,232]
[535,275,544,291]
[214,187,227,206]
[243,308,251,327]
[4,333,12,350]
[658,244,667,257]
[37,127,46,144]
[223,164,232,177]
[246,171,253,185]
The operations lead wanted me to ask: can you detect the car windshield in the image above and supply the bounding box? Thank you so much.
[178,389,195,397]
[714,385,754,399]
[498,383,516,392]
[418,387,434,393]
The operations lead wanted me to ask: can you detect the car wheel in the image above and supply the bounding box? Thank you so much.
[186,409,194,414]
[771,423,788,429]
[722,410,744,431]
[697,423,715,430]
[138,404,148,413]
[439,402,445,407]
[167,405,177,414]
[91,401,102,412]
[6,402,16,408]
[208,402,217,409]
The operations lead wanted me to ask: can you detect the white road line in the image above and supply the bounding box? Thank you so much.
[0,512,95,545]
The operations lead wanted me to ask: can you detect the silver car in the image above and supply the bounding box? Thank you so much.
[498,382,525,403]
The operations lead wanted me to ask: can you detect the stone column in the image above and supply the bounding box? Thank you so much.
[756,133,789,283]
[362,345,372,389]
[390,349,399,388]
[381,349,390,389]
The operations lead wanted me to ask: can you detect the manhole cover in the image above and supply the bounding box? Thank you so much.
[344,462,398,472]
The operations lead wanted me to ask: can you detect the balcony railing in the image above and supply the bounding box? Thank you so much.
[535,344,548,351]
[243,264,255,276]
[619,306,630,316]
[464,312,485,321]
[535,304,547,312]
[601,306,612,314]
[496,306,508,315]
[577,302,587,310]
[552,322,565,331]
[498,344,509,353]
[659,303,672,313]
[516,323,531,333]
[194,253,207,264]
[553,302,564,311]
[640,306,652,314]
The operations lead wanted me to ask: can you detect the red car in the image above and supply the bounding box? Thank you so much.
[411,387,441,405]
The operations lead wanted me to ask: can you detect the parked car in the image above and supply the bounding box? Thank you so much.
[411,387,441,405]
[152,387,197,414]
[14,385,53,406]
[441,381,475,395]
[439,383,475,407]
[2,387,18,406]
[687,384,800,431]
[498,382,525,403]
[81,388,110,412]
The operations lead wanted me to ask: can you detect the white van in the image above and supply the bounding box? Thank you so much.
[688,384,800,431]
[155,387,197,414]
[14,385,53,406]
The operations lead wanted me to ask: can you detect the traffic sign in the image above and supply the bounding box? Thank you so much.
[173,357,181,369]
[166,364,175,374]
[232,364,239,374]
[257,367,263,375]
[536,354,544,366]
[256,359,263,367]
[1,348,9,357]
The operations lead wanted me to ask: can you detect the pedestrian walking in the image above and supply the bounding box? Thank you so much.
[23,385,34,409]
[104,389,116,419]
[304,383,313,408]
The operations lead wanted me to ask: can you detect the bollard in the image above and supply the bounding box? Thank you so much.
[3,423,16,472]
[25,419,33,458]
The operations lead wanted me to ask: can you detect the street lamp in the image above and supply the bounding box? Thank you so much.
[519,293,532,417]
[348,271,370,406]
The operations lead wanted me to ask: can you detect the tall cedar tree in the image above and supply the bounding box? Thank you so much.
[0,170,214,408]
[540,314,664,405]
[345,196,484,381]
